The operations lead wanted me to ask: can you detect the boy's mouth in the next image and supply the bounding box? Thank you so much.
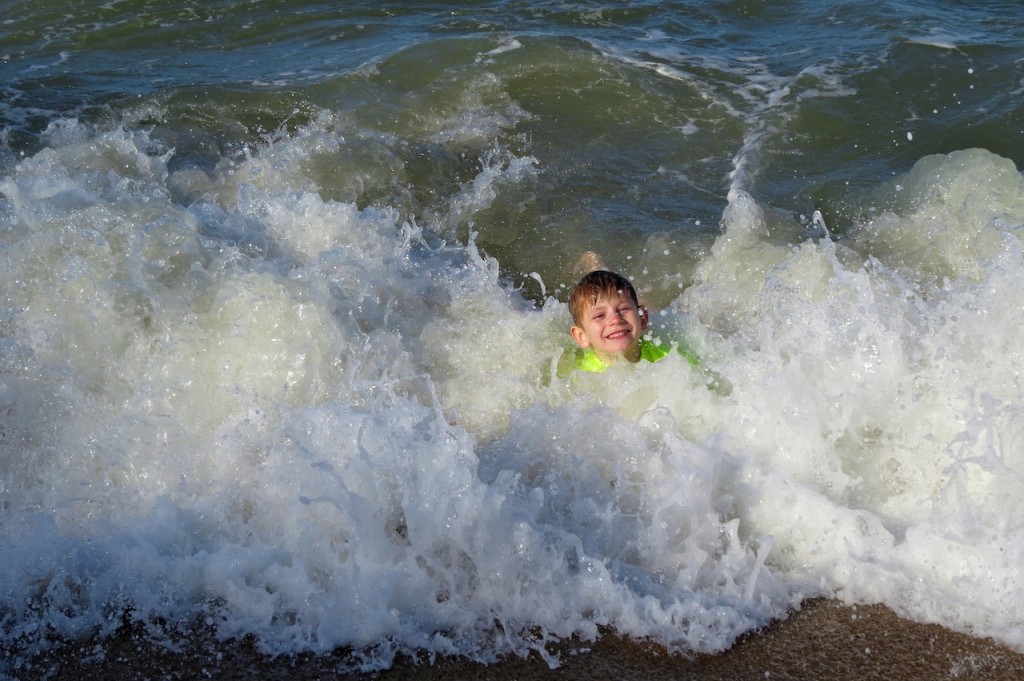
[605,328,632,341]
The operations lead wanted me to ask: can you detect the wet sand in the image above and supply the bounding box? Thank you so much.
[26,599,1024,680]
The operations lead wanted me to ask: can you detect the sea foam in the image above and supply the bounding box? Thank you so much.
[2,115,1023,675]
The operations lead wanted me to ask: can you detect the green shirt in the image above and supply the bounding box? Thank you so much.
[574,337,698,373]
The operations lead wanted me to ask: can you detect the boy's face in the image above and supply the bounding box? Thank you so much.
[570,290,648,362]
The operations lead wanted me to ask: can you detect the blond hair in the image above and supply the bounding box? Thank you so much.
[572,251,608,280]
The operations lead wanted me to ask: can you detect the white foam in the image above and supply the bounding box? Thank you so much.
[682,151,1024,648]
[2,117,1024,673]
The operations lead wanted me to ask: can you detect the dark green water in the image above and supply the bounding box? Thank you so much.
[4,0,1022,299]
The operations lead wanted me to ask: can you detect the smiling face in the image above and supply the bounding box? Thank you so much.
[570,289,648,364]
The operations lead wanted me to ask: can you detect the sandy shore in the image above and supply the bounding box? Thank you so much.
[25,599,1024,680]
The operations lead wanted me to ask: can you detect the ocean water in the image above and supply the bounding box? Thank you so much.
[2,0,1024,674]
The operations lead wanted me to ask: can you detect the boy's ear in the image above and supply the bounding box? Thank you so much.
[639,305,650,332]
[570,325,591,349]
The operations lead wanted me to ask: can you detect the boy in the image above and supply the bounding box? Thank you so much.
[568,260,695,373]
